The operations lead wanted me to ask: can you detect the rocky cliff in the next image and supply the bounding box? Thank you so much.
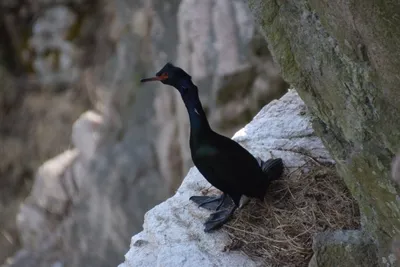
[0,0,287,266]
[119,90,360,267]
[246,0,400,265]
[0,1,93,263]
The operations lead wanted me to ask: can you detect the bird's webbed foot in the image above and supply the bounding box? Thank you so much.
[189,193,231,211]
[203,205,237,232]
[257,157,284,181]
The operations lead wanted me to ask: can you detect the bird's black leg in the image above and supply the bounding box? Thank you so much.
[203,205,237,232]
[189,194,227,211]
[203,194,240,232]
[260,158,284,182]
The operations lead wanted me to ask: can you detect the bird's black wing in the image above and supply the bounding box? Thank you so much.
[193,133,266,199]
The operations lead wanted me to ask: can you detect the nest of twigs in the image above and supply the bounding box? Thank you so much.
[222,160,360,267]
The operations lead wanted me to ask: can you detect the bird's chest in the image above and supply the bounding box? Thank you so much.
[190,142,217,162]
[189,132,211,155]
[190,143,238,194]
[190,139,218,170]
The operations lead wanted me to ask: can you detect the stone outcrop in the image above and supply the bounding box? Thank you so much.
[1,0,287,266]
[118,90,339,267]
[245,0,400,265]
[0,37,90,266]
[0,1,94,263]
[308,230,378,267]
[391,155,400,264]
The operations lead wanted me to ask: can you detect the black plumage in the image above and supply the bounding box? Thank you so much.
[141,63,284,232]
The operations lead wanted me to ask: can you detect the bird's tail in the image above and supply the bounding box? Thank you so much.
[260,158,284,182]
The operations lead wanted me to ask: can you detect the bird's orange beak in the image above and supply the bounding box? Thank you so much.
[140,73,168,83]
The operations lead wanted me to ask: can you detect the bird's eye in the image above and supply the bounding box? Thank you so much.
[161,72,169,79]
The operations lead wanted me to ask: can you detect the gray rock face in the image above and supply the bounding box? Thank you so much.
[30,5,79,84]
[0,43,90,266]
[0,1,94,263]
[245,0,400,265]
[1,0,93,86]
[308,230,378,267]
[2,0,286,266]
[119,90,335,267]
[391,155,400,265]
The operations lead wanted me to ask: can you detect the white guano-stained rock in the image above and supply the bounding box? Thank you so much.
[119,90,333,267]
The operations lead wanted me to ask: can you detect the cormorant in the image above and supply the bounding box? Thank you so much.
[141,63,284,232]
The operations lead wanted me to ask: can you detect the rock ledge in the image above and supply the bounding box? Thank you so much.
[119,90,336,267]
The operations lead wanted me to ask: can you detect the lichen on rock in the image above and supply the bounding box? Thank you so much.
[308,230,378,267]
[246,0,400,265]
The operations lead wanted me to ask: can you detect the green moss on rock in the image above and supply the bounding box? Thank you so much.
[246,0,400,265]
[309,230,378,267]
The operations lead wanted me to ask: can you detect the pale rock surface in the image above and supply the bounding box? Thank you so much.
[71,111,104,161]
[119,90,333,267]
[6,111,113,267]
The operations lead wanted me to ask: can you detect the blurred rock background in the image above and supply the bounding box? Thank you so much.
[0,0,287,266]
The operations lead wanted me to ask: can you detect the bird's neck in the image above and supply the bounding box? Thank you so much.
[179,84,211,135]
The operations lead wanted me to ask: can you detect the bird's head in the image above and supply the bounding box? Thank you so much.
[140,62,194,95]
